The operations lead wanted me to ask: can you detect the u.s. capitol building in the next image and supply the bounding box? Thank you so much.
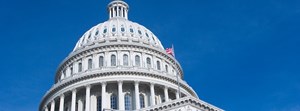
[39,0,223,111]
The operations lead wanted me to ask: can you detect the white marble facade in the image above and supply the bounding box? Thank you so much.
[39,0,223,111]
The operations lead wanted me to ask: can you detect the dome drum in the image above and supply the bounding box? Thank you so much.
[57,43,183,83]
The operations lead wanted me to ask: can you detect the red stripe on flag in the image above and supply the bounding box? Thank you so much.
[166,48,173,56]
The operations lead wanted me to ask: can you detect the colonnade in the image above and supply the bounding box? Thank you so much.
[43,81,183,111]
[108,2,128,19]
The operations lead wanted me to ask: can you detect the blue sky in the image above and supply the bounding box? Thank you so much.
[0,0,300,111]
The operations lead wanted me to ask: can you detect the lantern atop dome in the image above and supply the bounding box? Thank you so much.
[108,0,129,19]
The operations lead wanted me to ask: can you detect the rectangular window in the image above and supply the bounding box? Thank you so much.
[78,63,82,72]
[111,55,116,66]
[99,56,104,67]
[123,54,128,66]
[88,59,93,69]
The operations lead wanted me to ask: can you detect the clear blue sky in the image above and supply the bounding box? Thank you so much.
[0,0,299,111]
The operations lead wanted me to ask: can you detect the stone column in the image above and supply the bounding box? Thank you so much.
[59,94,65,111]
[164,86,169,102]
[151,55,155,70]
[104,51,108,67]
[134,81,140,110]
[85,85,91,111]
[94,54,98,69]
[83,57,88,71]
[65,67,70,78]
[150,83,155,106]
[118,81,124,110]
[74,62,78,74]
[120,7,124,17]
[117,51,121,66]
[101,82,107,111]
[71,89,77,111]
[109,8,112,18]
[141,53,145,67]
[50,100,55,111]
[125,8,128,19]
[176,91,180,99]
[128,50,135,66]
[112,6,115,17]
[78,99,84,111]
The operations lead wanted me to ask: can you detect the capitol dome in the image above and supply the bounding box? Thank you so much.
[39,0,223,111]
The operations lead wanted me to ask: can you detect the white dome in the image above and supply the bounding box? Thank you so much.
[73,18,164,52]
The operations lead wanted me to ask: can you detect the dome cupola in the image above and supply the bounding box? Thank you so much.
[108,0,129,19]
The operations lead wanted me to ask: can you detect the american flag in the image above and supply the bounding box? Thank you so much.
[166,48,173,56]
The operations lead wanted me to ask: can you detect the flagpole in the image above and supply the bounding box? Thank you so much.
[172,44,181,98]
[172,44,175,58]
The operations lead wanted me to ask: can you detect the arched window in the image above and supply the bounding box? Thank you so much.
[146,57,151,68]
[78,63,82,72]
[130,28,134,33]
[95,30,99,35]
[88,33,91,39]
[165,65,168,73]
[99,56,104,67]
[157,61,161,70]
[103,28,107,34]
[123,54,128,66]
[124,94,132,110]
[111,55,116,66]
[88,59,93,69]
[139,94,145,108]
[97,96,102,111]
[112,27,116,32]
[110,94,118,109]
[135,55,140,67]
[152,36,156,42]
[70,66,73,75]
